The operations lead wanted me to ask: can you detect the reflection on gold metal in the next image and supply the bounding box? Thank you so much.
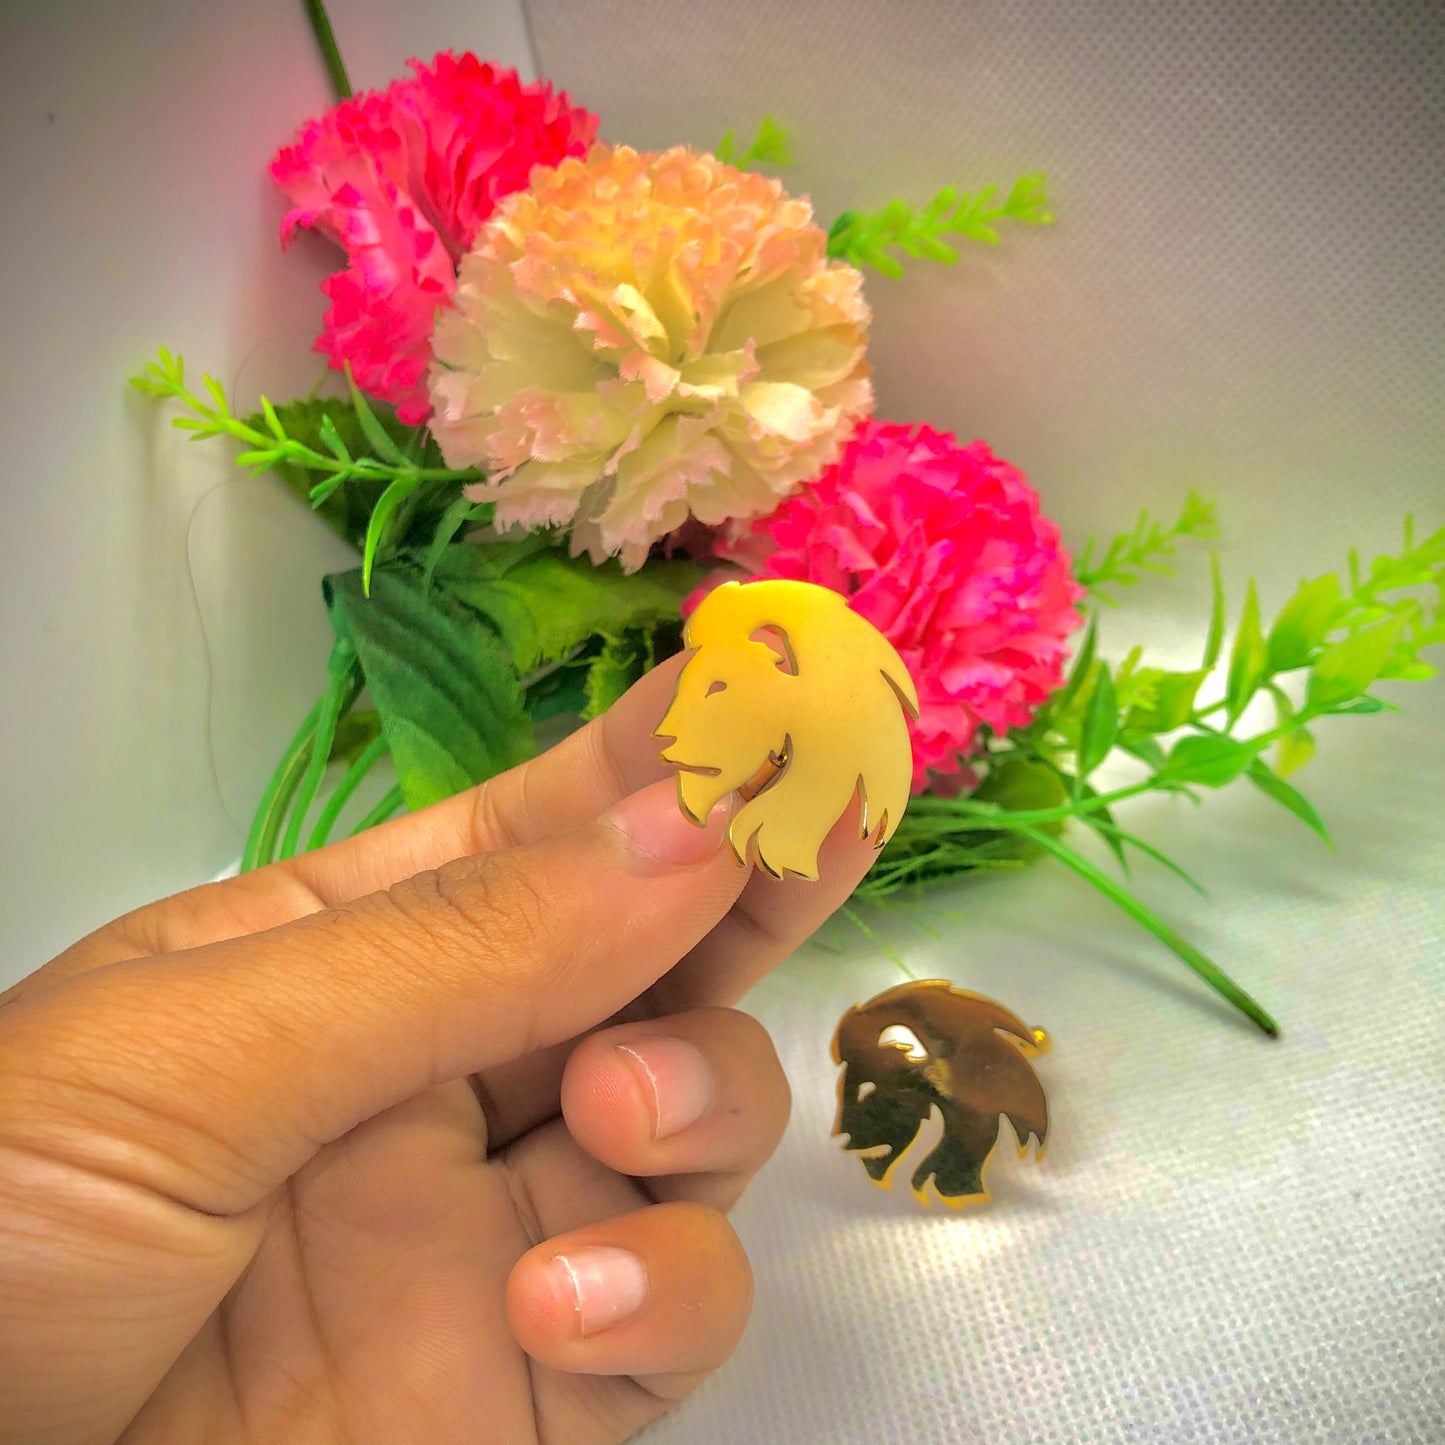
[654,579,919,880]
[831,981,1050,1208]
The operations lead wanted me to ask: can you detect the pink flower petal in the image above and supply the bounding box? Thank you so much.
[710,421,1083,790]
[271,53,597,421]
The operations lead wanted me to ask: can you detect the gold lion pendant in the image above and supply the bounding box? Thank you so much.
[833,982,1050,1208]
[653,578,920,880]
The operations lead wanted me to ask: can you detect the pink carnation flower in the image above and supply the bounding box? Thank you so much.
[715,421,1083,790]
[271,54,597,424]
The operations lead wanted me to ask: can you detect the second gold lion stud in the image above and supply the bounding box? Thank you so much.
[832,982,1051,1208]
[653,579,920,880]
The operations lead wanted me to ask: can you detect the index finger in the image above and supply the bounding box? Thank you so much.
[284,654,688,905]
[22,656,688,990]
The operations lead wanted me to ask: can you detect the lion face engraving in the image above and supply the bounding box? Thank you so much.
[832,981,1049,1206]
[654,579,920,880]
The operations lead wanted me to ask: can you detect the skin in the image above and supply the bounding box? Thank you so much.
[0,656,879,1445]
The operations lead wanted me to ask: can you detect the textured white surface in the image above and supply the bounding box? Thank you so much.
[518,3,1445,1441]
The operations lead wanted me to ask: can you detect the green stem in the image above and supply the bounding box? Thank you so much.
[306,733,390,852]
[409,468,491,484]
[350,785,405,836]
[840,904,914,981]
[908,778,1157,829]
[303,0,352,100]
[241,699,324,873]
[145,370,490,490]
[519,644,588,692]
[1012,822,1279,1037]
[279,640,361,860]
[917,707,1327,833]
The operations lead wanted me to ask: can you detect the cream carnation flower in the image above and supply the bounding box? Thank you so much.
[428,144,873,568]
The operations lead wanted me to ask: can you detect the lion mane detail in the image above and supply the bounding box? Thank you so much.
[654,579,920,880]
[831,981,1050,1207]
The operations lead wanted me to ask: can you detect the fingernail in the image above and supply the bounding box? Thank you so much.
[605,779,734,869]
[550,1247,649,1338]
[616,1038,714,1140]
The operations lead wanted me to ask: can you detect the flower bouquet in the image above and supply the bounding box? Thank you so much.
[132,7,1443,1070]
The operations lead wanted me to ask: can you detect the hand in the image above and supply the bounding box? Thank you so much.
[0,658,877,1445]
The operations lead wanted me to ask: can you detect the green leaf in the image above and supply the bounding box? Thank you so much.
[1306,620,1402,710]
[278,636,361,860]
[1276,726,1316,778]
[421,496,488,593]
[328,708,382,764]
[1082,815,1208,895]
[424,530,558,587]
[1002,171,1053,224]
[260,396,286,441]
[1046,615,1097,721]
[1111,647,1153,713]
[1124,668,1207,733]
[1246,759,1331,843]
[973,758,1069,821]
[345,366,407,465]
[1081,814,1128,873]
[324,568,534,811]
[362,475,423,595]
[1382,658,1438,683]
[524,658,594,724]
[1322,695,1394,716]
[1266,573,1342,672]
[1117,730,1168,769]
[444,549,704,673]
[318,413,353,463]
[1077,784,1128,872]
[584,630,654,719]
[1203,551,1226,669]
[1009,822,1278,1036]
[241,696,325,874]
[1076,663,1119,783]
[1156,734,1259,788]
[1225,580,1268,725]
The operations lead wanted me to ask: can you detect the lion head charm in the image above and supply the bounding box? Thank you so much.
[832,981,1050,1207]
[653,579,920,880]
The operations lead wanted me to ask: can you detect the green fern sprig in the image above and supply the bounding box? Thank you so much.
[715,115,793,168]
[826,172,1052,277]
[130,347,488,593]
[1074,491,1219,603]
[130,347,481,492]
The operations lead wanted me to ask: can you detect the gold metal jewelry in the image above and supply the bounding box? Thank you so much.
[832,981,1051,1208]
[654,579,920,880]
